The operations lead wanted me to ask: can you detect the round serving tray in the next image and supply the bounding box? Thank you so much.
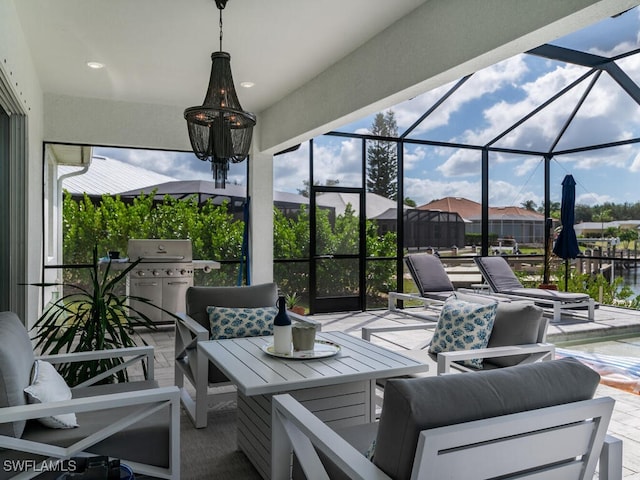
[262,340,341,359]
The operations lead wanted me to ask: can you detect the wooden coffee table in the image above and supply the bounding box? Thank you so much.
[199,331,429,479]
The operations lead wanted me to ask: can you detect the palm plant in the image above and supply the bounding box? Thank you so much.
[30,246,173,386]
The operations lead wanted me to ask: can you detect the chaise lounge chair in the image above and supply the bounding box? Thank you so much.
[474,255,595,322]
[388,254,456,313]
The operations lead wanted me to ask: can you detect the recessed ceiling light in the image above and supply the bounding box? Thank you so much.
[240,81,255,88]
[86,61,105,69]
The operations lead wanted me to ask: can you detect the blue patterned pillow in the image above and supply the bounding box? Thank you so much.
[207,306,277,340]
[428,297,497,368]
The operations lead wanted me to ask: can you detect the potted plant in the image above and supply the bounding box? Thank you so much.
[29,246,175,386]
[285,292,306,315]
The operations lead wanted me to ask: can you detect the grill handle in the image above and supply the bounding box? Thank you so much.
[136,255,186,261]
[167,281,190,286]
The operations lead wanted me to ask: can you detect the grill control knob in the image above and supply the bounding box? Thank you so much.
[166,270,174,276]
[152,270,160,276]
[180,269,187,276]
[137,270,146,277]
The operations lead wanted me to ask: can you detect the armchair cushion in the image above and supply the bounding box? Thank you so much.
[485,302,544,367]
[428,296,497,368]
[207,306,276,340]
[9,380,171,471]
[374,357,600,480]
[186,283,278,332]
[23,360,78,429]
[0,311,36,438]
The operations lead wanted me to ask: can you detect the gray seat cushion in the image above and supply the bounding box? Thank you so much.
[0,380,170,477]
[0,311,36,438]
[474,256,525,291]
[405,254,454,295]
[374,358,600,480]
[505,287,590,302]
[186,283,278,330]
[485,301,544,367]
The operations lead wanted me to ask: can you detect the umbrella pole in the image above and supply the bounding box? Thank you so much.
[565,258,569,291]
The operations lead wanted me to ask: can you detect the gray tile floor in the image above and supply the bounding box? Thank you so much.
[142,304,640,478]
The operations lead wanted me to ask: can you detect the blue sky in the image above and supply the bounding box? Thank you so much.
[97,7,640,209]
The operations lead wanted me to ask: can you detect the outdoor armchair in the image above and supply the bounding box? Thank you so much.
[474,255,595,321]
[0,311,180,480]
[388,253,455,313]
[272,358,622,480]
[174,283,320,428]
[364,293,554,375]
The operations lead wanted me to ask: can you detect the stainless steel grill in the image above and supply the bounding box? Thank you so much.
[126,239,213,324]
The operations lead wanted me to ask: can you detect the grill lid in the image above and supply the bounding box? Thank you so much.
[127,239,193,263]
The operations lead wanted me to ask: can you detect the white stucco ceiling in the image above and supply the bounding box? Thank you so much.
[14,0,428,114]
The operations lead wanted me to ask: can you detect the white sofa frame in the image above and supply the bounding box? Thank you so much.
[0,346,180,480]
[272,393,623,480]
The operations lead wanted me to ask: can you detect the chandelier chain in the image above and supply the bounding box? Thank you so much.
[219,7,223,52]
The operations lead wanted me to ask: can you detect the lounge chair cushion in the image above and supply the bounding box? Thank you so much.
[476,257,589,302]
[503,287,589,302]
[374,357,600,480]
[428,296,497,368]
[405,254,454,294]
[24,360,78,429]
[0,312,35,438]
[485,302,544,367]
[207,306,276,340]
[476,256,524,291]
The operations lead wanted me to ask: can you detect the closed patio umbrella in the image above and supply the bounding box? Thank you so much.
[553,174,580,290]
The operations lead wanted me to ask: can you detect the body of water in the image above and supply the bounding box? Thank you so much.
[619,267,640,296]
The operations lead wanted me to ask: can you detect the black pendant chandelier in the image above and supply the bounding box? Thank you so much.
[184,0,256,189]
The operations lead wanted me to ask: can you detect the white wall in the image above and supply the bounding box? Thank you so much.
[0,0,44,324]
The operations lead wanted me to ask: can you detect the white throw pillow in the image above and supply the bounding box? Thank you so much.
[24,360,78,429]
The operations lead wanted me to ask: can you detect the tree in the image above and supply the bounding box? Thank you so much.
[593,208,612,237]
[619,228,638,249]
[366,111,398,201]
[297,179,340,197]
[404,197,417,207]
[520,200,537,211]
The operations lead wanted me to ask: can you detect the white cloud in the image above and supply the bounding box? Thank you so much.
[576,191,613,205]
[436,149,481,177]
[394,55,530,136]
[403,176,541,208]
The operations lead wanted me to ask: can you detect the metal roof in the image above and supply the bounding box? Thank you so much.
[60,156,176,196]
